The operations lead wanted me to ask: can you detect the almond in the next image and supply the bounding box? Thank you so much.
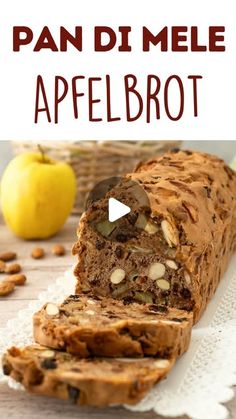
[31,247,45,259]
[45,303,59,316]
[136,214,159,234]
[0,252,17,262]
[148,263,166,280]
[161,220,178,247]
[128,246,153,254]
[85,309,95,315]
[0,281,15,296]
[110,268,126,284]
[154,359,170,369]
[116,358,145,363]
[87,299,96,305]
[165,260,178,270]
[4,263,22,274]
[156,279,170,290]
[4,274,26,286]
[52,244,65,256]
[184,271,191,285]
[40,350,55,359]
[144,221,159,234]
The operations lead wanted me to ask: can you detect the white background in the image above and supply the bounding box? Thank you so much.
[0,0,235,141]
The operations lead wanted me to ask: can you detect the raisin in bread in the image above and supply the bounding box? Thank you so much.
[33,294,192,358]
[73,150,236,323]
[2,345,175,406]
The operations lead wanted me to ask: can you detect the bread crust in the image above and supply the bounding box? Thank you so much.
[2,345,175,406]
[33,294,192,358]
[74,150,236,323]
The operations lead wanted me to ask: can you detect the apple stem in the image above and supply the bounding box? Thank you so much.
[37,144,46,163]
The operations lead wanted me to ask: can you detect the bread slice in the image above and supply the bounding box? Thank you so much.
[2,344,175,406]
[33,294,192,358]
[73,150,236,323]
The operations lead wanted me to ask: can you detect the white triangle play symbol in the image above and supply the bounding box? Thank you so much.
[108,198,131,222]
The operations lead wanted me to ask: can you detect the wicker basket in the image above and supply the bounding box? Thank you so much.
[12,141,181,214]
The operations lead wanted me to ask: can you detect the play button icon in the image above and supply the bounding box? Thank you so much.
[108,198,131,222]
[85,176,151,241]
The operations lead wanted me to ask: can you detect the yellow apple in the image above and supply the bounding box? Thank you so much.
[0,152,77,239]
[230,156,236,171]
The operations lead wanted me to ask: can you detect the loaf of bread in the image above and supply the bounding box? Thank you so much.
[2,345,175,406]
[33,294,192,358]
[73,150,236,323]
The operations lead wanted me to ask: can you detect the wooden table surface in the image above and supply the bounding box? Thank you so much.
[0,215,235,419]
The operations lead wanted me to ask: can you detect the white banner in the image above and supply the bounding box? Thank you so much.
[0,0,235,140]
